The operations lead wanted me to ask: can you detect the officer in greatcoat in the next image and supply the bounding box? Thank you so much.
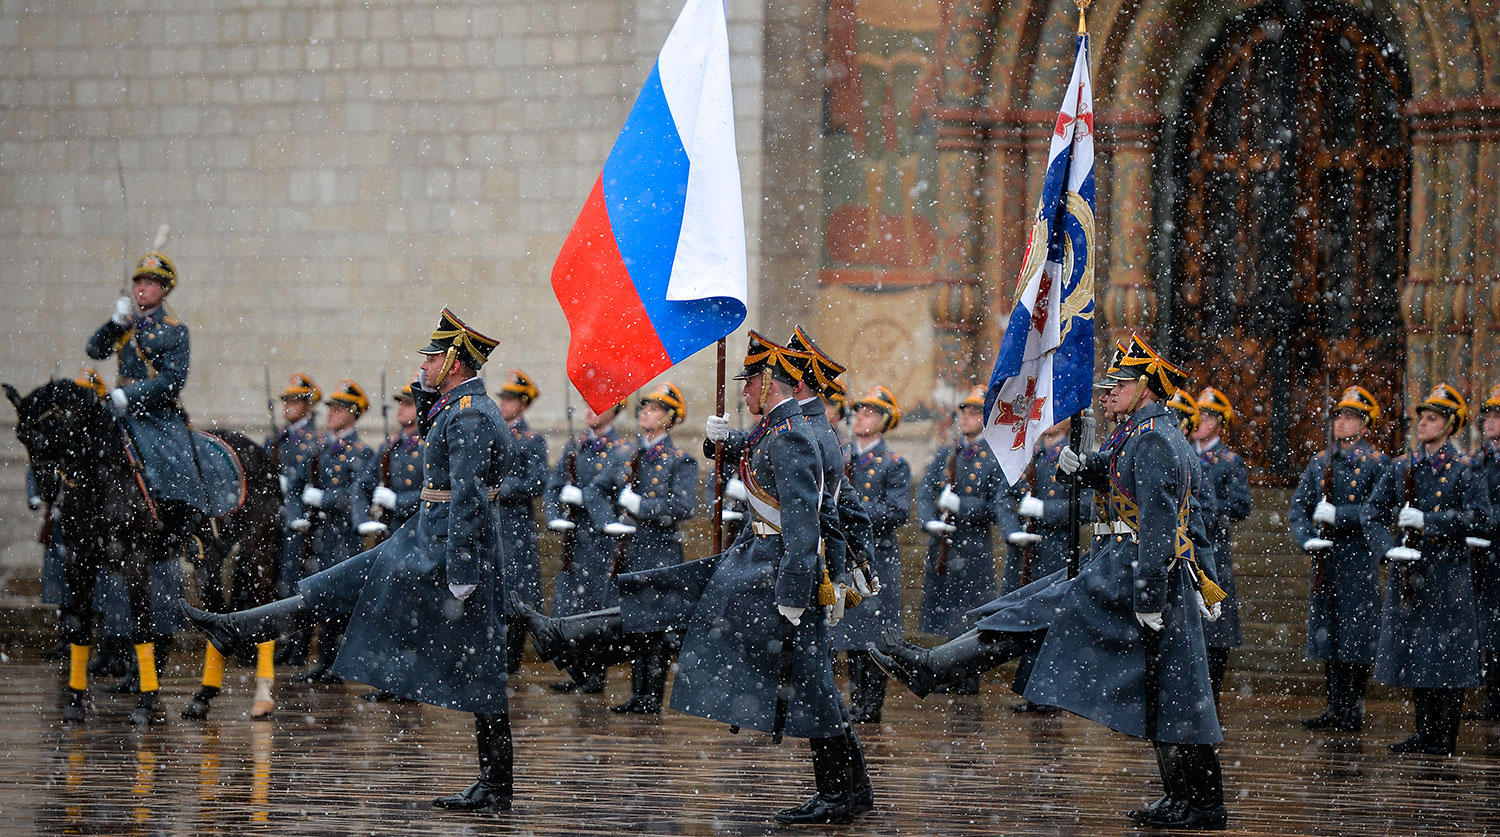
[369,383,424,532]
[284,379,382,683]
[1191,387,1252,700]
[1466,385,1500,720]
[1366,383,1493,755]
[597,382,699,714]
[999,417,1093,713]
[1288,385,1389,732]
[916,385,1007,687]
[830,386,910,723]
[492,370,549,674]
[184,308,516,812]
[266,373,325,665]
[545,397,633,693]
[513,332,875,825]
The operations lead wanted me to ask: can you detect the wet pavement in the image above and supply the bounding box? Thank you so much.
[4,651,1500,834]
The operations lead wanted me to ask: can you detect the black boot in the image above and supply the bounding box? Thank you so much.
[1128,743,1187,823]
[1389,688,1435,753]
[1302,661,1342,729]
[509,594,624,666]
[611,647,648,714]
[302,613,349,683]
[180,596,312,658]
[433,712,513,812]
[129,690,166,726]
[846,729,874,816]
[62,688,88,724]
[1206,647,1229,702]
[1139,744,1226,829]
[274,630,309,666]
[1464,653,1500,720]
[504,615,527,674]
[847,652,886,724]
[1336,664,1371,732]
[867,627,1016,699]
[775,736,853,825]
[1431,688,1463,755]
[89,636,132,678]
[614,634,666,714]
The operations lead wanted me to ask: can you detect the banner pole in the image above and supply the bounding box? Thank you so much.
[713,337,727,554]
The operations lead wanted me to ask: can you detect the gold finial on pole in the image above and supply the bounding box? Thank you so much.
[1075,0,1092,34]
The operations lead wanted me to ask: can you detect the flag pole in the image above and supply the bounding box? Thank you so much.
[713,337,727,553]
[1066,0,1092,579]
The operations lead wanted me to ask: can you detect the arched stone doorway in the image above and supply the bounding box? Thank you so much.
[1165,0,1410,482]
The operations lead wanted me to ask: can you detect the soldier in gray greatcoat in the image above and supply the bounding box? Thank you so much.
[1288,385,1390,732]
[1467,385,1500,720]
[184,308,516,813]
[1366,383,1494,755]
[493,370,549,674]
[544,398,632,693]
[284,379,382,683]
[830,386,910,723]
[266,373,325,664]
[1191,387,1252,700]
[513,331,874,825]
[596,382,698,714]
[999,418,1093,713]
[916,385,1007,688]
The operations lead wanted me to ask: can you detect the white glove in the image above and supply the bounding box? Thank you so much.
[1312,500,1337,525]
[448,583,475,601]
[938,486,961,514]
[1385,545,1422,562]
[1135,611,1164,631]
[1018,495,1045,519]
[603,521,636,537]
[279,474,289,495]
[111,296,134,326]
[1007,530,1042,546]
[356,520,386,537]
[721,510,744,522]
[852,564,880,597]
[27,495,43,511]
[107,388,129,416]
[289,518,311,533]
[1302,537,1334,552]
[705,415,731,442]
[301,485,325,508]
[777,604,804,626]
[618,486,642,516]
[825,585,848,627]
[547,518,576,532]
[1397,506,1424,531]
[1057,446,1082,475]
[559,484,584,506]
[924,519,956,535]
[1195,591,1221,622]
[724,478,749,502]
[372,485,398,510]
[1467,537,1493,550]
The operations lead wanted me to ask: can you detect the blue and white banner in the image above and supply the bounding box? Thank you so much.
[981,32,1096,484]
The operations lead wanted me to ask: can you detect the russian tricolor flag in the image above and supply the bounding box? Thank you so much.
[552,0,748,413]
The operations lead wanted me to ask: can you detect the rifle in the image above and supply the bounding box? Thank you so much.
[934,433,960,576]
[560,382,579,573]
[611,445,643,577]
[1393,366,1420,604]
[372,370,391,523]
[300,446,323,575]
[1018,457,1039,587]
[1310,373,1335,591]
[264,366,281,475]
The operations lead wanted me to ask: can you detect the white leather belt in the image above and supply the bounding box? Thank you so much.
[751,520,780,537]
[1093,520,1133,536]
[421,486,501,502]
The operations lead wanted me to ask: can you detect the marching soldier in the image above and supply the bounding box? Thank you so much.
[999,417,1093,713]
[493,370,549,675]
[1288,385,1389,732]
[186,308,518,812]
[916,385,1007,692]
[545,398,633,693]
[597,382,699,714]
[1192,387,1252,701]
[1366,384,1493,754]
[513,331,874,825]
[267,373,324,664]
[285,379,383,683]
[831,386,910,723]
[1467,385,1500,720]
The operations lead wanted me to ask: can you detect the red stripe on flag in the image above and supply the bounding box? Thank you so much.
[551,175,673,412]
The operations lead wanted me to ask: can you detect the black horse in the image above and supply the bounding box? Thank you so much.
[5,379,281,724]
